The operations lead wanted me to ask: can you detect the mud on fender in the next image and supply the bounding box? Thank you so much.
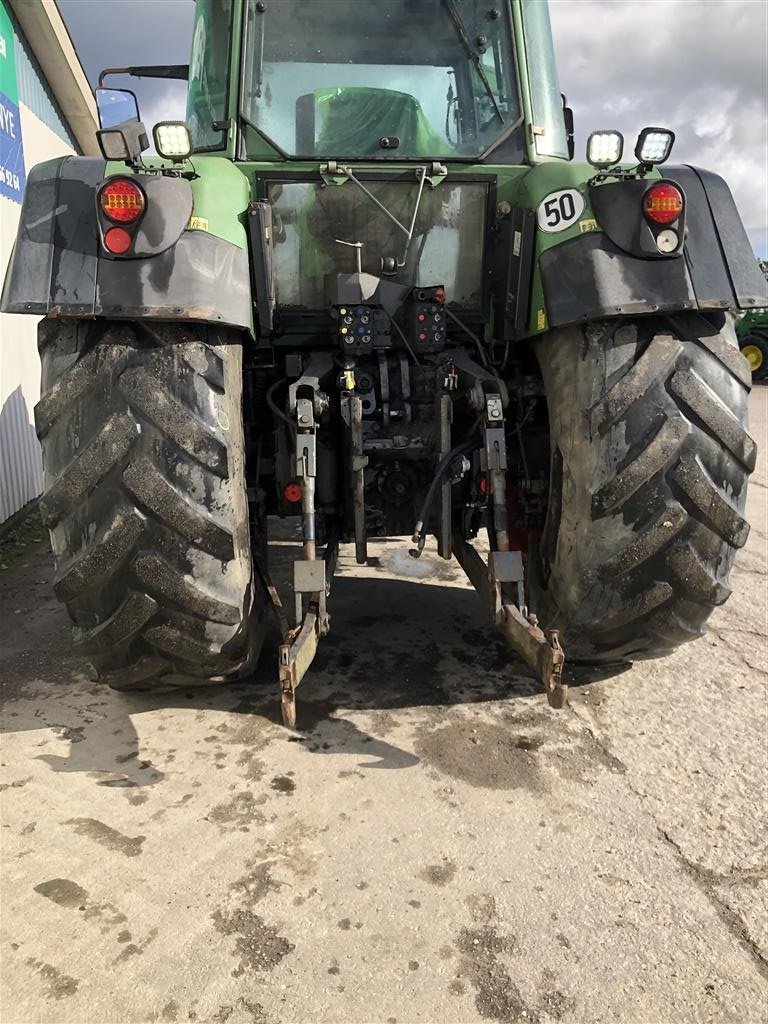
[1,156,251,329]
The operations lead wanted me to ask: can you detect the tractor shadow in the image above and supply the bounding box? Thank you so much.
[0,539,630,784]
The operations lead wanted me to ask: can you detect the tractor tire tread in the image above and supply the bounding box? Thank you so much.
[534,314,753,662]
[36,318,261,690]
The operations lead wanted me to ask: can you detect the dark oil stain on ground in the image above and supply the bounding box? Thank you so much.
[211,998,268,1024]
[147,999,180,1023]
[231,863,279,904]
[113,926,159,965]
[33,878,88,908]
[212,908,294,977]
[24,958,79,999]
[270,775,296,794]
[212,859,294,978]
[0,776,32,792]
[237,749,266,781]
[539,968,577,1021]
[419,860,457,886]
[415,720,549,792]
[206,792,267,833]
[453,893,576,1023]
[51,725,86,744]
[33,877,133,938]
[64,818,145,857]
[497,707,627,784]
[456,923,536,1023]
[454,894,533,1023]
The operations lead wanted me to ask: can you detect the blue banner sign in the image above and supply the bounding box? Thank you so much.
[0,0,26,203]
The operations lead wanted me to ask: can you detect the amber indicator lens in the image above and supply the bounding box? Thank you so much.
[99,179,145,223]
[643,183,683,225]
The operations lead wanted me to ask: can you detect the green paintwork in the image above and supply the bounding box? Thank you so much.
[737,308,768,340]
[113,0,659,343]
[509,161,659,336]
[105,155,251,250]
[515,0,569,159]
[187,156,251,248]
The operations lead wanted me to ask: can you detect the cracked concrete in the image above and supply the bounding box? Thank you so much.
[0,389,765,1024]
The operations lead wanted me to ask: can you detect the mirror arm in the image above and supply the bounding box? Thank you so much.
[98,65,189,87]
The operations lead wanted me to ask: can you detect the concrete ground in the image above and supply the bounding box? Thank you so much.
[1,390,766,1024]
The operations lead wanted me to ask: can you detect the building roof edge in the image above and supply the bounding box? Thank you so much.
[9,0,100,156]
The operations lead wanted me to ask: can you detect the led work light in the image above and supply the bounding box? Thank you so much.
[586,130,624,169]
[635,127,675,165]
[153,121,192,160]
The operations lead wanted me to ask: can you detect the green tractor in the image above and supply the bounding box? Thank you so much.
[737,288,768,381]
[4,0,766,725]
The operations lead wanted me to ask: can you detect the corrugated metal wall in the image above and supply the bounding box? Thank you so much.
[0,7,80,523]
[9,3,77,148]
[0,386,43,522]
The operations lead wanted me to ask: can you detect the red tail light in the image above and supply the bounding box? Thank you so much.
[643,182,683,225]
[99,178,145,224]
[283,483,302,503]
[103,227,132,255]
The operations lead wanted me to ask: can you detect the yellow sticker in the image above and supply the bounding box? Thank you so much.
[188,216,209,231]
[579,218,598,233]
[537,308,547,331]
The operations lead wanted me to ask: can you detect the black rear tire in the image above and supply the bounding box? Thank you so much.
[532,313,755,662]
[36,319,264,690]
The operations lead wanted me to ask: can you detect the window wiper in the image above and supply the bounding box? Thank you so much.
[252,0,267,99]
[442,0,504,124]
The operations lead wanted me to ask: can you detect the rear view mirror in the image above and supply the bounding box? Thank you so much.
[96,88,140,129]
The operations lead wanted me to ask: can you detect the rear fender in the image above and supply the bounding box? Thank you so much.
[1,155,253,332]
[512,159,768,335]
[513,163,767,336]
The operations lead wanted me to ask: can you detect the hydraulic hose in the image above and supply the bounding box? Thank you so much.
[266,378,295,433]
[409,420,480,558]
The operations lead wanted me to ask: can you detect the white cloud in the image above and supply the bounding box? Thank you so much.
[550,0,768,255]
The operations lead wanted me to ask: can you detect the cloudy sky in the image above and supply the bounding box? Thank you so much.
[59,0,768,256]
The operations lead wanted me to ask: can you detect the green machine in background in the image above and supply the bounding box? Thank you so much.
[737,265,768,380]
[3,0,766,725]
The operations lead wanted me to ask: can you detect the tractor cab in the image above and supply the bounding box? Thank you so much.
[186,0,568,164]
[179,0,571,328]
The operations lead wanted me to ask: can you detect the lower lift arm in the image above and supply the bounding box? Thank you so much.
[447,357,567,708]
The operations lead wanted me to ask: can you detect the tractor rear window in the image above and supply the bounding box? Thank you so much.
[242,0,521,160]
[266,178,489,311]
